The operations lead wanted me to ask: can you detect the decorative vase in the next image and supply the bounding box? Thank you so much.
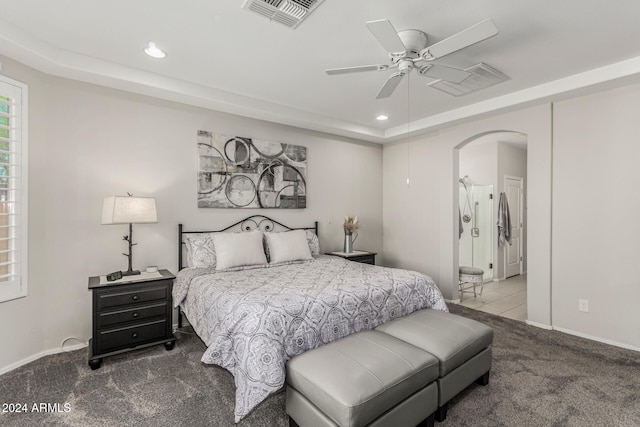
[343,229,353,253]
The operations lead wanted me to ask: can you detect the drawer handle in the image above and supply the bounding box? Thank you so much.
[132,312,139,318]
[132,333,139,339]
[132,295,139,301]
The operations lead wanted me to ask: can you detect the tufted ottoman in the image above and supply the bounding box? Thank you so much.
[458,266,485,300]
[286,330,440,427]
[376,309,493,421]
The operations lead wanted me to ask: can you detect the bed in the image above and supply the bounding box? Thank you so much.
[174,215,448,422]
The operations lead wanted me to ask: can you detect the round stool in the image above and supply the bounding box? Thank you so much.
[458,266,485,300]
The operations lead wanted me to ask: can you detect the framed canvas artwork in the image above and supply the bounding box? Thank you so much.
[197,130,307,208]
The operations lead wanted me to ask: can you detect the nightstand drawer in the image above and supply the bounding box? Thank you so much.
[97,283,168,310]
[326,251,377,265]
[97,302,168,328]
[347,254,375,264]
[97,319,167,353]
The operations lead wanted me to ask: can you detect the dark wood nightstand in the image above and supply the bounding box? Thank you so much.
[87,269,176,370]
[326,250,377,265]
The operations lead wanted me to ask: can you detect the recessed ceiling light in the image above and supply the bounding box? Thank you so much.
[376,115,388,121]
[144,42,166,59]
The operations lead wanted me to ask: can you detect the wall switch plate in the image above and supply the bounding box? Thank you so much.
[578,299,589,312]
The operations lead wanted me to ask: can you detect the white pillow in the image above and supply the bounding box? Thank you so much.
[265,230,313,264]
[212,231,268,271]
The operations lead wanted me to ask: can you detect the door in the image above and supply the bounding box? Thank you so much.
[504,176,523,278]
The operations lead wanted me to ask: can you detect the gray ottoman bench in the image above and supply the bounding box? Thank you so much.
[376,309,493,421]
[286,330,440,427]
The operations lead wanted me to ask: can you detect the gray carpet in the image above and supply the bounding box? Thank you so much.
[1,305,638,426]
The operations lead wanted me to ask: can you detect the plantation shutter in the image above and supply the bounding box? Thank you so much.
[0,76,28,303]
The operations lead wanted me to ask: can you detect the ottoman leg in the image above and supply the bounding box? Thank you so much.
[417,412,436,427]
[476,371,490,386]
[435,404,448,422]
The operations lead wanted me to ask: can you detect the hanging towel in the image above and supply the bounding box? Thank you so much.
[497,192,512,246]
[459,208,464,239]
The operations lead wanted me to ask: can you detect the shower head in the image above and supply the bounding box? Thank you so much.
[459,175,470,185]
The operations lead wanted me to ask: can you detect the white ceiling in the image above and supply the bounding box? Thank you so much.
[2,0,640,143]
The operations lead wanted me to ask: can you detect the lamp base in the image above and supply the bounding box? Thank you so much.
[122,269,141,276]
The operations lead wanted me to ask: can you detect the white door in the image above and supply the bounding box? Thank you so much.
[504,176,523,278]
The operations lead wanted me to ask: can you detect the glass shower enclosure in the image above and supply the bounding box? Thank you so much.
[459,182,494,281]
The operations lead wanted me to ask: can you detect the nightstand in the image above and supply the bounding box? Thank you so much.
[87,269,177,370]
[326,250,377,265]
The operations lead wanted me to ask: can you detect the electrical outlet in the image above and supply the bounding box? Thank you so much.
[578,299,589,312]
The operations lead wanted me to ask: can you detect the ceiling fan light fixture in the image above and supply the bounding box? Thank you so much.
[376,115,389,121]
[420,49,435,61]
[417,64,433,75]
[397,59,414,73]
[327,18,500,98]
[144,42,166,59]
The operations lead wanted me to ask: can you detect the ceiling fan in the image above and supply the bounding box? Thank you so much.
[326,19,498,99]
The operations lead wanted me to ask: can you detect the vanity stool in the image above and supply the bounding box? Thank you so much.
[458,266,484,300]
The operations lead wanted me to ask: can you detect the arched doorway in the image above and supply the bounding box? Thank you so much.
[455,131,528,321]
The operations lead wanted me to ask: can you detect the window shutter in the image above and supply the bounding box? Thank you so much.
[0,76,28,303]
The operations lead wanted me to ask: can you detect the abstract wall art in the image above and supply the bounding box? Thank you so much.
[197,130,307,208]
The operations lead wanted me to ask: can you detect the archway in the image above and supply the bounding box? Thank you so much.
[454,131,528,321]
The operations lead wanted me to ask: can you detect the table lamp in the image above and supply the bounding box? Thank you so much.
[101,194,157,276]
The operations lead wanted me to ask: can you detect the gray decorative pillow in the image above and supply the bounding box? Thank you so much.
[184,233,217,268]
[305,230,320,256]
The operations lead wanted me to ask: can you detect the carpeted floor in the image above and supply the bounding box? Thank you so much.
[1,305,638,426]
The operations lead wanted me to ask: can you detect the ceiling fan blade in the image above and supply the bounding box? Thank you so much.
[376,72,405,99]
[421,19,498,60]
[326,64,389,75]
[366,19,406,54]
[417,64,471,83]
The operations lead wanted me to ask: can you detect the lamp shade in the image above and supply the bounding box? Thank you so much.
[101,196,158,225]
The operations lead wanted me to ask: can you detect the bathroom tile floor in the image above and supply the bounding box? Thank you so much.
[456,274,527,322]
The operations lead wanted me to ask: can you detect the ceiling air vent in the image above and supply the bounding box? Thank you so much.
[242,0,325,29]
[428,63,509,97]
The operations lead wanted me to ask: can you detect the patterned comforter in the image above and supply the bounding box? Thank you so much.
[173,255,448,422]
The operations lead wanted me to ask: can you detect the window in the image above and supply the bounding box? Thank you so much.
[0,75,28,303]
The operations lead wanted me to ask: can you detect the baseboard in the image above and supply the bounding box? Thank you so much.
[525,320,553,330]
[552,326,640,352]
[527,320,639,351]
[0,342,88,376]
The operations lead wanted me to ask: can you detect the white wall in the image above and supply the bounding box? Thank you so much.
[384,85,640,350]
[460,141,498,187]
[0,59,47,374]
[382,135,441,273]
[552,84,640,349]
[0,55,383,373]
[383,105,553,328]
